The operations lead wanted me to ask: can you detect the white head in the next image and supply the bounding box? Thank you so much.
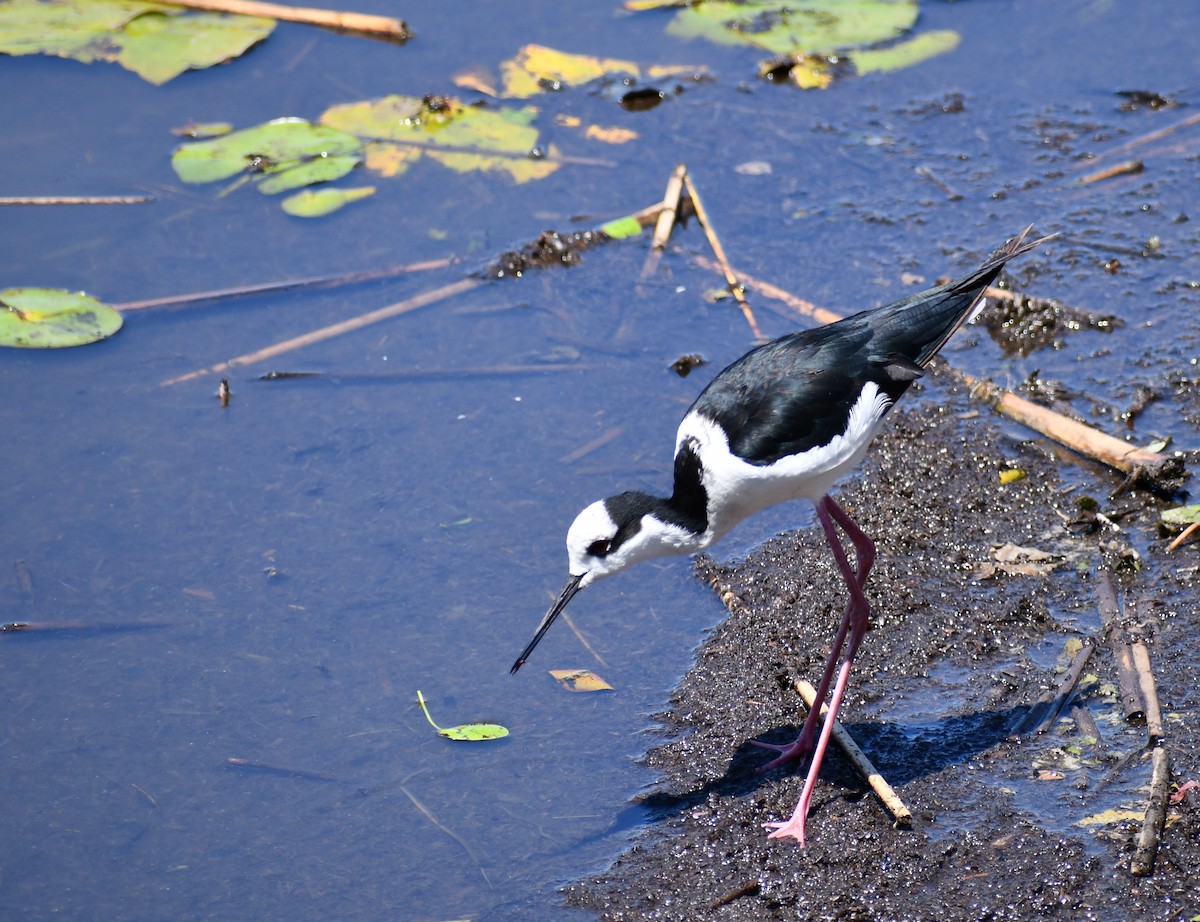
[510,491,705,673]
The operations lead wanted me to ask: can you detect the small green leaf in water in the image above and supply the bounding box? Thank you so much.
[280,185,375,217]
[0,288,123,349]
[851,29,960,75]
[599,215,643,239]
[116,8,273,85]
[416,690,509,742]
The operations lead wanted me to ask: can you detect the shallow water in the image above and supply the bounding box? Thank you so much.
[2,1,1198,919]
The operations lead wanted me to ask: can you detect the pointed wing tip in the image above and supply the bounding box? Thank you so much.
[509,659,525,675]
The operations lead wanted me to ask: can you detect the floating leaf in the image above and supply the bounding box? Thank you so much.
[585,125,639,144]
[281,186,375,217]
[549,669,615,693]
[1077,808,1142,827]
[499,44,641,98]
[999,468,1026,484]
[0,0,273,84]
[851,29,960,74]
[662,1,919,55]
[320,94,557,184]
[0,288,123,349]
[599,215,643,239]
[172,118,363,192]
[115,9,273,85]
[1162,505,1200,526]
[416,690,509,741]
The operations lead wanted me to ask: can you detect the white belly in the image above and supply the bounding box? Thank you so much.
[676,381,892,544]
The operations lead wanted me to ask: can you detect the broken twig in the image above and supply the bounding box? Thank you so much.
[116,257,453,312]
[640,163,688,280]
[161,277,482,386]
[1130,638,1164,743]
[1130,746,1171,877]
[1012,637,1096,737]
[159,0,409,40]
[795,679,912,830]
[683,173,763,340]
[0,195,154,206]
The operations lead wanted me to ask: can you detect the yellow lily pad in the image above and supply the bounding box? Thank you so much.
[320,94,558,184]
[500,43,641,98]
[549,669,615,693]
[0,288,123,349]
[1077,808,1142,827]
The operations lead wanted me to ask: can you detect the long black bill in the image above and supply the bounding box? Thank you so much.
[510,573,585,674]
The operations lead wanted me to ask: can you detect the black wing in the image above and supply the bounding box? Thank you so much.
[687,228,1049,466]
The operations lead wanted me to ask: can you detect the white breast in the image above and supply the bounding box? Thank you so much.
[676,381,892,543]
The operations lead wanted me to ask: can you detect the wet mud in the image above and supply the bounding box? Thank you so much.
[566,374,1199,921]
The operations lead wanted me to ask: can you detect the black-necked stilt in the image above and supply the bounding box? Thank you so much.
[512,227,1048,845]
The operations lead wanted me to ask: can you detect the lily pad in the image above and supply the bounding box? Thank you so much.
[0,0,274,84]
[320,94,558,184]
[281,186,376,217]
[0,288,123,349]
[662,0,919,55]
[416,690,509,742]
[499,44,641,98]
[172,118,363,192]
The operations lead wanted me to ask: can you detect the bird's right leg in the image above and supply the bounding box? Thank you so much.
[763,495,875,844]
[751,495,874,771]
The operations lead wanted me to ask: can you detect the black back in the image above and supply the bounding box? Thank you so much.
[688,229,1045,466]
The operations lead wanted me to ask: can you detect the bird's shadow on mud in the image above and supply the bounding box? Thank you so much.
[628,703,1032,826]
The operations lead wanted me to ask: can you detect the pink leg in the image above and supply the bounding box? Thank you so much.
[761,495,875,845]
[752,496,875,770]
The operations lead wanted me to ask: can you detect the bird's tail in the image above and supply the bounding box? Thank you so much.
[876,225,1053,370]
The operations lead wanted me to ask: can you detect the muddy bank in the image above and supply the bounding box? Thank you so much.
[566,374,1199,920]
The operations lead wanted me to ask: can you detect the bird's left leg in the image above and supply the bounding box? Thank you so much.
[762,495,875,844]
[751,495,875,771]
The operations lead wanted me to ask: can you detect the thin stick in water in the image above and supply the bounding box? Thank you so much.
[1130,639,1164,743]
[640,163,688,280]
[795,679,912,830]
[159,0,410,40]
[683,173,763,340]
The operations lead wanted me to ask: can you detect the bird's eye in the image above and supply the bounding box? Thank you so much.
[587,539,612,557]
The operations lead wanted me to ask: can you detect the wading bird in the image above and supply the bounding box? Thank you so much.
[512,228,1046,844]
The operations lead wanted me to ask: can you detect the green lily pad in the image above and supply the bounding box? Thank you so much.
[281,186,376,217]
[416,690,509,742]
[115,9,273,85]
[172,118,363,192]
[0,288,123,349]
[320,94,558,184]
[0,0,273,84]
[664,0,919,55]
